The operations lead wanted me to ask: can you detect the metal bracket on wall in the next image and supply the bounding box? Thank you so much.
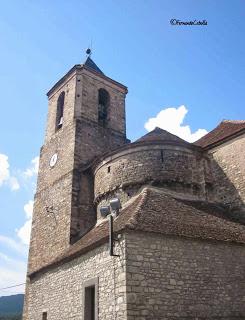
[45,205,58,225]
[108,214,120,257]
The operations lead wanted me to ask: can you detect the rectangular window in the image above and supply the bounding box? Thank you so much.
[42,312,47,320]
[84,286,95,320]
[83,278,98,320]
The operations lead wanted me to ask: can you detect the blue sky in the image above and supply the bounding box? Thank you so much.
[0,0,244,296]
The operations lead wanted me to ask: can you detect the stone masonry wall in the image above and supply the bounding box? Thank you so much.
[30,66,129,266]
[25,67,129,319]
[70,69,128,238]
[44,73,76,143]
[71,119,127,239]
[25,229,245,320]
[28,174,73,272]
[29,75,77,272]
[24,240,127,320]
[75,69,127,136]
[209,134,245,212]
[125,231,245,320]
[94,145,209,218]
[37,122,75,193]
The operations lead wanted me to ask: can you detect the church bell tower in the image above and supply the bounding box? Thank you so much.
[28,54,128,273]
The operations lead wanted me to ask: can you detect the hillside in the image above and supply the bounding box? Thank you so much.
[0,294,24,319]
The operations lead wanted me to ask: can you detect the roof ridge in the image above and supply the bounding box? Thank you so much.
[125,187,150,227]
[136,127,191,145]
[195,119,245,148]
[222,119,245,124]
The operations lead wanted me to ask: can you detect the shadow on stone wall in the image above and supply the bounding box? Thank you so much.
[208,156,245,224]
[71,149,245,244]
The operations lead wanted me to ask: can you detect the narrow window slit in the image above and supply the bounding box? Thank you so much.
[161,150,164,163]
[56,91,65,131]
[98,88,109,127]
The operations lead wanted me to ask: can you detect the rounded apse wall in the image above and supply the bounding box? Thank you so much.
[93,142,209,219]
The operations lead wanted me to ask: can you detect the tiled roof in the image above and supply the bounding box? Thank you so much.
[29,187,245,277]
[195,120,245,149]
[126,188,245,243]
[136,127,190,145]
[84,57,104,75]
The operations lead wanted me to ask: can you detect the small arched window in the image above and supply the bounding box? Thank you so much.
[56,91,65,131]
[98,89,109,126]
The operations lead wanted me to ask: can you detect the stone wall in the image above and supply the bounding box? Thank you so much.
[75,69,127,135]
[29,74,77,272]
[71,70,128,239]
[25,66,129,320]
[94,144,210,218]
[210,134,245,213]
[45,72,76,143]
[125,231,245,320]
[28,174,73,272]
[37,123,75,193]
[29,66,129,270]
[71,118,128,239]
[25,229,245,320]
[24,240,126,320]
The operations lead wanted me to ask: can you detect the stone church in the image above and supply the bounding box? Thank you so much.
[23,55,245,320]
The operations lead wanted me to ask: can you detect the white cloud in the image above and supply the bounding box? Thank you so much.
[24,200,34,219]
[20,156,39,194]
[0,253,26,296]
[0,156,39,296]
[16,200,33,246]
[0,235,27,256]
[8,176,20,191]
[17,220,32,246]
[0,252,26,270]
[0,154,9,186]
[0,203,32,295]
[0,154,19,191]
[144,105,208,143]
[23,156,39,178]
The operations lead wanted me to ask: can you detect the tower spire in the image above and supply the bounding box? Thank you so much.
[84,51,104,75]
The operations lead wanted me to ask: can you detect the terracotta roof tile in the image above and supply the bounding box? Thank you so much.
[29,187,245,277]
[136,127,190,144]
[195,120,245,149]
[128,188,245,244]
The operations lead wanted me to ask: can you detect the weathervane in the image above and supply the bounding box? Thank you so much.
[86,39,93,57]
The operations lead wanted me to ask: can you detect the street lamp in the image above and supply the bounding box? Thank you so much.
[99,198,121,256]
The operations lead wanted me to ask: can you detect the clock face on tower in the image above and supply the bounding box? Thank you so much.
[49,153,58,167]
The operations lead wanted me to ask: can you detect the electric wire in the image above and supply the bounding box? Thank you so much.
[0,283,25,291]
